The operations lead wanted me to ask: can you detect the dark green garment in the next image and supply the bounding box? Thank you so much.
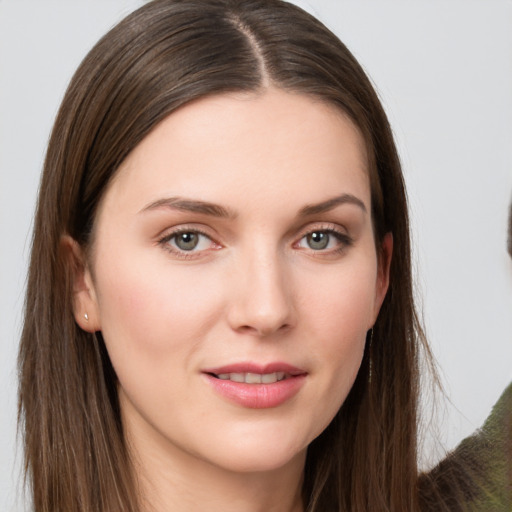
[421,383,512,511]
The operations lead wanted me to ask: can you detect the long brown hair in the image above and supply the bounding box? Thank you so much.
[19,1,432,510]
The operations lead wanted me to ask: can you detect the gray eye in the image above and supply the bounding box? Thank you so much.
[306,231,330,250]
[174,232,200,251]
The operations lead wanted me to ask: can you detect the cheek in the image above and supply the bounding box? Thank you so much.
[300,258,377,346]
[298,261,376,418]
[93,253,222,383]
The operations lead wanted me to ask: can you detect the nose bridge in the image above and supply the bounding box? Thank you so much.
[228,241,294,336]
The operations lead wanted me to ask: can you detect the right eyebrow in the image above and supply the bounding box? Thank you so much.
[139,196,236,219]
[298,193,367,217]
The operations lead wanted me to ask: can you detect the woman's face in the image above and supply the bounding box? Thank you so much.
[76,88,391,474]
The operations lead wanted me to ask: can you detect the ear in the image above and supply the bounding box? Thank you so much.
[60,235,101,333]
[372,232,393,324]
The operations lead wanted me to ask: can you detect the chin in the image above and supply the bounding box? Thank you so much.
[198,431,309,474]
[213,448,305,475]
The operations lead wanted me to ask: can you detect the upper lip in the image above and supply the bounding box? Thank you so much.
[202,362,307,376]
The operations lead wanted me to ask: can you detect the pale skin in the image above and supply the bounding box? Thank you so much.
[67,88,392,512]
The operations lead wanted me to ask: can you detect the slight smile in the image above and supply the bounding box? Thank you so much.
[202,363,307,409]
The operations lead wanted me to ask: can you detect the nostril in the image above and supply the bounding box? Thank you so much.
[238,325,255,334]
[236,322,291,337]
[226,276,296,336]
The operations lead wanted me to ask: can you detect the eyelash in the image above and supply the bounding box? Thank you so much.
[158,227,218,260]
[157,224,353,259]
[295,225,353,255]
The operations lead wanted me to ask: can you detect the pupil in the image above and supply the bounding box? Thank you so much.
[176,232,198,250]
[308,231,329,250]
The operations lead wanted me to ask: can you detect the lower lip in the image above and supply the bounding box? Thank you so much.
[203,374,306,409]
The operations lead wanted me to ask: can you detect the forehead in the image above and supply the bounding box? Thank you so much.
[100,88,370,217]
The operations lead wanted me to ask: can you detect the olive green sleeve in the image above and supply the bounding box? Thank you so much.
[462,381,512,510]
[420,382,512,511]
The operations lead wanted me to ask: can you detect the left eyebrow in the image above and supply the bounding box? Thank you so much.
[139,196,236,218]
[298,193,367,217]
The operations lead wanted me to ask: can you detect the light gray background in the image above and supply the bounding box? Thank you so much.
[1,1,511,510]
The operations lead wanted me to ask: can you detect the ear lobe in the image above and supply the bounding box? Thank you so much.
[372,232,393,323]
[60,235,101,333]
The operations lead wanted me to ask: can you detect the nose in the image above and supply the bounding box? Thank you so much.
[226,249,295,337]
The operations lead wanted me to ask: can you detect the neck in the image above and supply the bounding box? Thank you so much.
[137,453,304,512]
[123,409,305,512]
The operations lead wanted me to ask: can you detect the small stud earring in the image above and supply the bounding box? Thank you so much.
[84,313,89,321]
